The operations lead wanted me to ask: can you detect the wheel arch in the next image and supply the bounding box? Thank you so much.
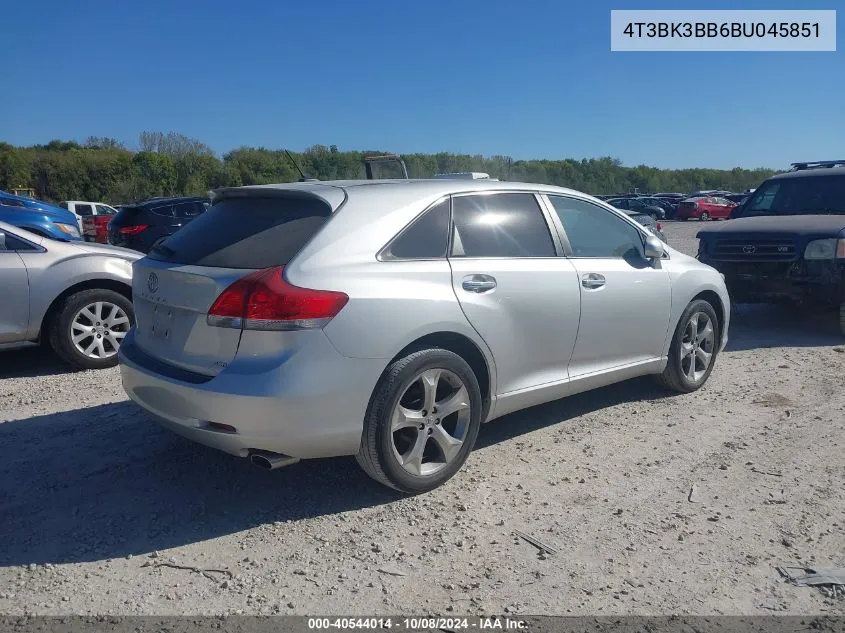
[39,279,133,342]
[389,331,494,421]
[692,289,725,335]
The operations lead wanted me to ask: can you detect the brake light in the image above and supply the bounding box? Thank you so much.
[837,239,845,259]
[207,266,348,331]
[656,222,662,231]
[118,224,149,235]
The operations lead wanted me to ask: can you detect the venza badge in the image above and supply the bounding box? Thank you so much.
[147,272,159,293]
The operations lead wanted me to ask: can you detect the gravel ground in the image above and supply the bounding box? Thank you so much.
[1,220,843,616]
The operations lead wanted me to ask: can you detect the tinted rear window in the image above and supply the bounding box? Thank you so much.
[147,195,332,269]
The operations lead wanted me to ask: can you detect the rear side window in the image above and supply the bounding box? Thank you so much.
[451,193,555,258]
[147,195,332,269]
[1,232,39,251]
[75,203,94,216]
[151,204,176,217]
[172,202,205,218]
[381,198,450,260]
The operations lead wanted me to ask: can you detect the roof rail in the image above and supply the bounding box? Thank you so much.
[789,160,845,171]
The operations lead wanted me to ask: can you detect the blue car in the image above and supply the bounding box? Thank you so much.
[0,190,82,241]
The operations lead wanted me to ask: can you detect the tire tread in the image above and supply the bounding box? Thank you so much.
[356,347,481,493]
[48,288,133,371]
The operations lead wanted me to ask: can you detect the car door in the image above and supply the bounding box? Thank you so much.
[0,228,32,343]
[544,195,671,378]
[447,192,581,398]
[73,203,95,232]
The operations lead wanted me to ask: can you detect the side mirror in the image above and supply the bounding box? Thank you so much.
[644,234,665,259]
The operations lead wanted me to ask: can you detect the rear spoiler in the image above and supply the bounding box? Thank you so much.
[364,154,408,180]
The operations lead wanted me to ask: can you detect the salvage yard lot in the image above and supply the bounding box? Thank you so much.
[0,220,843,616]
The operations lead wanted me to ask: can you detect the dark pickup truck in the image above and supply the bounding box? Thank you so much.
[696,161,845,335]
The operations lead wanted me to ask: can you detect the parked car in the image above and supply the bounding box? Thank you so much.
[697,160,845,334]
[81,214,112,244]
[687,190,732,198]
[635,197,677,219]
[725,193,749,206]
[623,210,667,243]
[0,221,141,369]
[59,200,118,233]
[676,196,736,221]
[119,180,730,492]
[108,196,210,253]
[607,197,666,220]
[0,191,82,241]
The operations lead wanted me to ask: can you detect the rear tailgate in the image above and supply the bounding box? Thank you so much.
[134,187,342,376]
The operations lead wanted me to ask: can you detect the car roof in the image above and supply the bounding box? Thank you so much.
[769,166,845,181]
[131,196,209,208]
[213,179,594,208]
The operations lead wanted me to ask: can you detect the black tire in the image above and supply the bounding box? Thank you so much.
[655,299,720,393]
[700,212,710,221]
[356,347,483,493]
[48,288,135,370]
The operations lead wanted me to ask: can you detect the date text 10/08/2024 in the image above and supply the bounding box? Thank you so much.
[308,617,529,630]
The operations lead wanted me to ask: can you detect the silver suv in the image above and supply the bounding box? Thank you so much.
[119,180,730,492]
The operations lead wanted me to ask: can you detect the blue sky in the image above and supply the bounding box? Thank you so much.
[1,0,842,169]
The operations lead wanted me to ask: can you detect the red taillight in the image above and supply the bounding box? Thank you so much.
[656,222,662,231]
[207,266,348,331]
[118,224,149,235]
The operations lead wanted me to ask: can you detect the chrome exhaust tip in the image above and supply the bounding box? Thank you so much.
[248,450,300,470]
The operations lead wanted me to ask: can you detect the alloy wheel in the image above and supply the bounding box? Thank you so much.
[70,301,130,359]
[680,312,715,383]
[390,368,471,477]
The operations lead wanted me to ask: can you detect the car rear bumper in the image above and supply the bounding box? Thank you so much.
[118,329,386,459]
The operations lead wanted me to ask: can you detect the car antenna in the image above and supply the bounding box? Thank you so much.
[284,149,316,182]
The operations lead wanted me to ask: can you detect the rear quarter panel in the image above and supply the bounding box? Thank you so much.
[285,192,498,392]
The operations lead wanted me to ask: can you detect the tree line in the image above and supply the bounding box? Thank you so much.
[0,132,778,204]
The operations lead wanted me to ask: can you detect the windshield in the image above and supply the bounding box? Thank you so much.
[739,174,845,216]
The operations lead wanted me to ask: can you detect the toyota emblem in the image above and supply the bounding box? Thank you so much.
[742,244,756,254]
[147,272,159,293]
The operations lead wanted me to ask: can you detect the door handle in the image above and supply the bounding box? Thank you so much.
[581,273,606,290]
[462,274,497,293]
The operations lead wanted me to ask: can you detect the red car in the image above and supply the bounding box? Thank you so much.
[676,196,736,221]
[81,214,111,243]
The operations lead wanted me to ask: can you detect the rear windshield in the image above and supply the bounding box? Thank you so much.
[738,175,845,217]
[147,195,332,269]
